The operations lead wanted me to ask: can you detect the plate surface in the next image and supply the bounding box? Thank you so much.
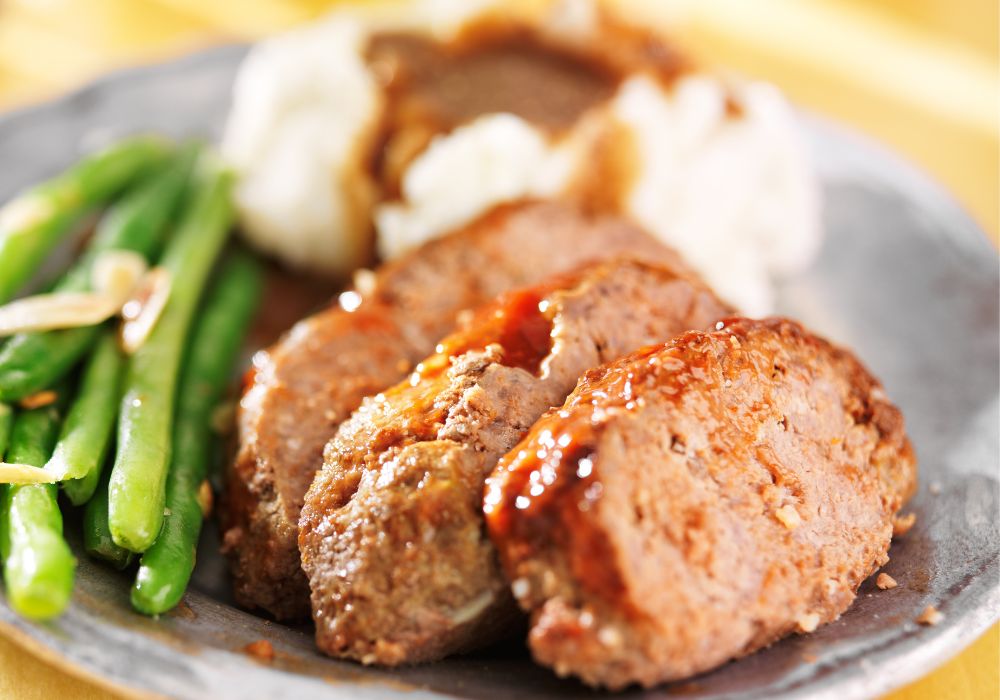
[0,45,997,700]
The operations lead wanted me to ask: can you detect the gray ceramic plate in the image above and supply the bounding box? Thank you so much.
[0,45,996,700]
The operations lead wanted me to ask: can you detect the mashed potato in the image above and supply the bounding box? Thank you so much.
[221,16,379,275]
[222,0,499,275]
[375,114,576,257]
[222,0,821,313]
[609,75,821,315]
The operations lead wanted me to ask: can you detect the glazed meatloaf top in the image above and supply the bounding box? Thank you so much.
[484,317,917,689]
[298,257,730,665]
[221,200,687,619]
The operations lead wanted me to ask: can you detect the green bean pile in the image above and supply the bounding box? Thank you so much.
[0,137,262,619]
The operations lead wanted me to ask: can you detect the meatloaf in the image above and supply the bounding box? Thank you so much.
[221,201,685,620]
[484,317,917,689]
[298,257,730,665]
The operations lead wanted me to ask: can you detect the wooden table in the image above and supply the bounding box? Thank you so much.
[0,1,996,698]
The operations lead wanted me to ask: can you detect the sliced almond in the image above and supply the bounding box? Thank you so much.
[0,462,58,484]
[0,194,54,236]
[0,292,119,336]
[92,249,147,304]
[120,267,172,354]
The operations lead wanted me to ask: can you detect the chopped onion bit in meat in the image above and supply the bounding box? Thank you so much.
[120,267,172,354]
[796,612,821,633]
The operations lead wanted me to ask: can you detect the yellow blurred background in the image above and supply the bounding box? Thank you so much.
[0,0,996,698]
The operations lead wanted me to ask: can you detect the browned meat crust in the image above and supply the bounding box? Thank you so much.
[298,258,730,664]
[220,201,686,619]
[484,317,917,689]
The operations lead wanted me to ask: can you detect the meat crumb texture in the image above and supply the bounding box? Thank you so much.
[221,201,685,620]
[485,317,916,689]
[876,573,898,590]
[893,512,917,537]
[298,257,730,665]
[916,605,944,626]
[243,640,275,662]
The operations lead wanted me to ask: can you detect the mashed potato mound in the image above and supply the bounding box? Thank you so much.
[223,0,821,313]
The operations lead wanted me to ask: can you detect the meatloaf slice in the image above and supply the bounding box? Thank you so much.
[484,317,917,689]
[298,257,730,665]
[221,200,685,620]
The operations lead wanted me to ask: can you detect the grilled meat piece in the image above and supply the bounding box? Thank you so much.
[299,258,729,663]
[485,317,917,689]
[221,201,685,619]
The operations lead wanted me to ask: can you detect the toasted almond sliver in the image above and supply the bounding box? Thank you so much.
[92,250,148,304]
[120,267,172,354]
[0,292,120,336]
[0,463,58,484]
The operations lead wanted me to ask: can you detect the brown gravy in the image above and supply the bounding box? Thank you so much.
[364,18,688,198]
[367,31,617,134]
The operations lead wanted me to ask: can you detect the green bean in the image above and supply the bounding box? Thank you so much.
[65,463,100,509]
[108,162,235,552]
[0,399,74,620]
[132,250,261,614]
[0,403,11,459]
[82,464,133,571]
[0,136,171,304]
[0,146,196,402]
[48,332,124,505]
